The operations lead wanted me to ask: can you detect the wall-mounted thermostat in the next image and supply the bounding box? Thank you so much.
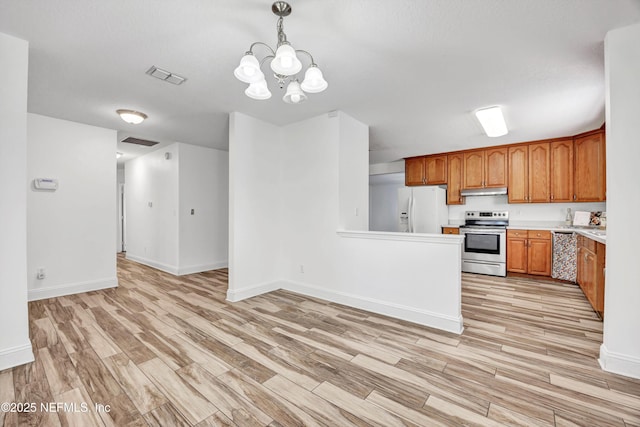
[34,178,59,191]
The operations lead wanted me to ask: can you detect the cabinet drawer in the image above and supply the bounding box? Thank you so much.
[442,227,460,235]
[528,230,551,240]
[507,229,527,238]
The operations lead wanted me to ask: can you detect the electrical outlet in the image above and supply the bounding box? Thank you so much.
[37,268,45,280]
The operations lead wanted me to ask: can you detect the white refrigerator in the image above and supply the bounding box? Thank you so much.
[398,186,448,233]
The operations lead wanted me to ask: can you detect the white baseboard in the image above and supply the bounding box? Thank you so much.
[599,344,640,380]
[282,280,464,334]
[0,342,35,371]
[226,280,282,302]
[28,277,118,301]
[126,254,180,275]
[126,254,227,276]
[177,261,228,276]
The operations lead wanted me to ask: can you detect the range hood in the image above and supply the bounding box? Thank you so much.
[460,187,508,197]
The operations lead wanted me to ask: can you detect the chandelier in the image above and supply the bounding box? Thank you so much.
[233,1,328,104]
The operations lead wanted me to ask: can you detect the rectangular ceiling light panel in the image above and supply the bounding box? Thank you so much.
[475,106,508,137]
[146,66,187,85]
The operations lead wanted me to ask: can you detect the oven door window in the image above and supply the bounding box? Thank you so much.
[465,233,501,255]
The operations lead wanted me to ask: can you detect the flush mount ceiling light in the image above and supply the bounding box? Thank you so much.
[233,1,328,104]
[116,109,148,125]
[475,106,508,137]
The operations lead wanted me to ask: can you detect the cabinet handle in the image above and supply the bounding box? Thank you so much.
[574,194,577,201]
[551,194,554,200]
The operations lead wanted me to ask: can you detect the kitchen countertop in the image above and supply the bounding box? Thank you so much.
[507,222,606,245]
[441,221,606,244]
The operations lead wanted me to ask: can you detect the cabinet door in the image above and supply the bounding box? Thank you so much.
[462,150,485,189]
[507,230,528,273]
[574,131,606,202]
[550,138,574,202]
[528,143,550,203]
[596,243,606,315]
[528,238,552,276]
[485,147,508,187]
[425,154,447,185]
[405,157,425,186]
[508,145,528,203]
[584,249,598,309]
[447,153,465,205]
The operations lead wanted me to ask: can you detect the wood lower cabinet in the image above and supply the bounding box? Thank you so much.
[442,227,460,235]
[405,155,447,186]
[447,153,464,205]
[507,229,552,276]
[527,230,552,276]
[507,230,528,273]
[574,130,606,202]
[577,235,606,317]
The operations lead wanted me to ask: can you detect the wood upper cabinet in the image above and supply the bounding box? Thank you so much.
[528,143,550,203]
[447,153,465,205]
[508,143,549,203]
[507,229,551,276]
[463,147,508,189]
[463,150,485,189]
[405,157,425,186]
[508,145,528,203]
[405,155,447,186]
[574,130,606,202]
[485,147,508,187]
[424,155,447,185]
[550,138,574,202]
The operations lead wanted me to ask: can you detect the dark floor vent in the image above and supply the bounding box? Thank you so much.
[121,137,159,147]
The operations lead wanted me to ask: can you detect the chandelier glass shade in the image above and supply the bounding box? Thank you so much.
[233,1,327,104]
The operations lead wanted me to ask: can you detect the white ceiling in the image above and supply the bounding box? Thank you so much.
[1,1,639,164]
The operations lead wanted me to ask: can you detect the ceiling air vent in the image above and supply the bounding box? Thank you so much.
[146,66,187,85]
[121,137,160,147]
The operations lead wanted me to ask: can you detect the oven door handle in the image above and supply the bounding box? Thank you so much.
[461,229,506,235]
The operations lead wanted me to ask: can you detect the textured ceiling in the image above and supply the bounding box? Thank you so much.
[1,0,639,164]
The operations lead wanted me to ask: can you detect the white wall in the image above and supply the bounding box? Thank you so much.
[228,111,464,333]
[126,142,228,275]
[339,113,370,231]
[448,195,606,224]
[27,114,118,300]
[126,144,180,272]
[227,113,283,300]
[0,32,33,370]
[600,21,640,379]
[178,143,228,274]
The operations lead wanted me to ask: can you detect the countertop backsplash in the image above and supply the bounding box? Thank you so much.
[447,194,607,224]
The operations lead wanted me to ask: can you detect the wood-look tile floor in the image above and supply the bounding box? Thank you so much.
[2,256,640,426]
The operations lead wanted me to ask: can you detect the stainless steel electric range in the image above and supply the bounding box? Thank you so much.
[459,211,509,277]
